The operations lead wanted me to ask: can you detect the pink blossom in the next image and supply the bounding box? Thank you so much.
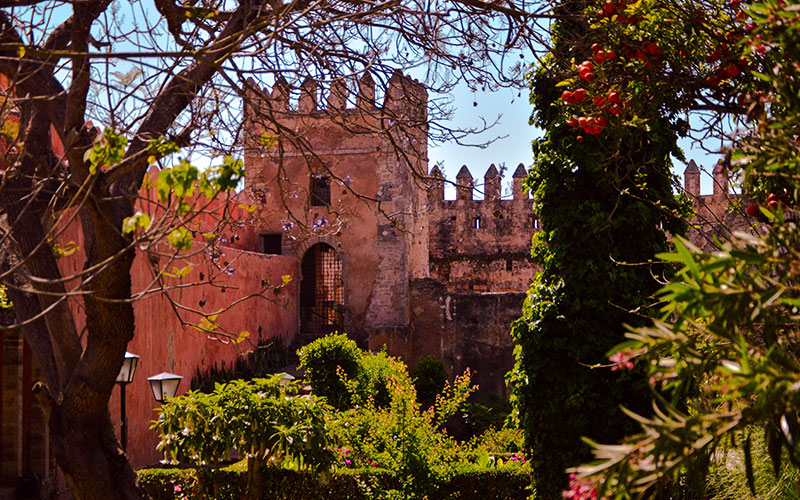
[609,350,635,371]
[174,485,182,493]
[562,473,597,500]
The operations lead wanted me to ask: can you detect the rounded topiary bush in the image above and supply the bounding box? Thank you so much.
[298,333,363,409]
[411,355,448,408]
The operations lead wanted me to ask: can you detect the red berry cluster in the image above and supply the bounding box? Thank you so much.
[746,192,792,217]
[598,0,639,24]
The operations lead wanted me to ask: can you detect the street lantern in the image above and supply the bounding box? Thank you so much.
[115,352,139,451]
[116,352,140,384]
[147,372,183,403]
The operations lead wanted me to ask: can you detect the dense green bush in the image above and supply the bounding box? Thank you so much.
[298,333,364,410]
[138,464,531,500]
[190,339,288,393]
[411,355,448,408]
[358,351,409,408]
[458,394,512,438]
[330,366,476,499]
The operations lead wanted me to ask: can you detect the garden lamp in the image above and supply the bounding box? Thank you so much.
[115,352,139,451]
[147,372,183,403]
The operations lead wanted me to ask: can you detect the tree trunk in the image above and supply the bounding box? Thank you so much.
[49,401,148,500]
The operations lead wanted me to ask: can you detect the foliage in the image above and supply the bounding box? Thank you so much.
[357,351,410,408]
[472,427,525,455]
[458,396,514,439]
[411,355,449,409]
[298,333,364,410]
[330,366,476,499]
[152,374,334,497]
[190,339,289,394]
[508,0,692,496]
[555,0,800,498]
[138,464,532,500]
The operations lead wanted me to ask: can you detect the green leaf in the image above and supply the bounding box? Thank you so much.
[168,227,193,251]
[744,433,756,497]
[122,211,151,235]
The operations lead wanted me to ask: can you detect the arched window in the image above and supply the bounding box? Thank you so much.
[300,243,344,335]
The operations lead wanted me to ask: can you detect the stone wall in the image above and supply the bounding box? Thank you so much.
[373,278,524,398]
[1,312,55,499]
[426,164,539,292]
[53,213,299,469]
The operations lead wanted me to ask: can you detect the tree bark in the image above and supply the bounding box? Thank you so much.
[50,398,147,500]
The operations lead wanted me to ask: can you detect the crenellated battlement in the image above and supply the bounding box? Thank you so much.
[244,70,427,119]
[427,163,531,202]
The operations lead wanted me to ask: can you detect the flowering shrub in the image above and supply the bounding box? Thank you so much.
[330,366,476,499]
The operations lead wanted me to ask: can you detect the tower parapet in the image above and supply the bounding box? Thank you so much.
[357,72,375,109]
[484,164,500,201]
[455,165,473,201]
[299,76,317,113]
[713,162,728,197]
[429,165,444,201]
[512,163,528,200]
[684,160,700,197]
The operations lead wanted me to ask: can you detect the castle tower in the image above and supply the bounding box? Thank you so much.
[241,71,429,345]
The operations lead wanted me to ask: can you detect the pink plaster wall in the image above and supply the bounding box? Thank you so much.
[54,196,299,468]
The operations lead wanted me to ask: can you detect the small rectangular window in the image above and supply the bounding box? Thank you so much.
[505,259,513,271]
[529,215,540,230]
[473,217,481,229]
[310,175,331,206]
[261,233,282,254]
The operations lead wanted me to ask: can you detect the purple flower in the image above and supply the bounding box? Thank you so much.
[227,268,235,275]
[282,220,295,232]
[312,217,328,229]
[343,175,352,184]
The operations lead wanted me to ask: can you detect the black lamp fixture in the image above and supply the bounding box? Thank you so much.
[115,352,139,451]
[147,372,183,403]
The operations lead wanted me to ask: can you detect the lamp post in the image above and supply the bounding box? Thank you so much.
[147,372,183,403]
[115,352,139,451]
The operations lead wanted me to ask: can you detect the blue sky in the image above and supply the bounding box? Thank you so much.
[428,83,723,200]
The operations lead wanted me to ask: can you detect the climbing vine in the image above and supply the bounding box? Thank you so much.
[508,0,696,497]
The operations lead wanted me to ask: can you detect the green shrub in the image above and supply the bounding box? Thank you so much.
[411,355,448,408]
[298,333,364,410]
[330,368,476,499]
[138,463,532,500]
[151,375,334,498]
[356,351,409,408]
[458,394,512,438]
[472,427,524,454]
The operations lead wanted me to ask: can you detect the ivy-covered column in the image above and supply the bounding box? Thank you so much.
[508,1,690,497]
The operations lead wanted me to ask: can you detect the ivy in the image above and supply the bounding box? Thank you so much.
[508,1,691,497]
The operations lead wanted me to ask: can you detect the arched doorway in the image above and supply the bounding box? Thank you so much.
[300,243,344,335]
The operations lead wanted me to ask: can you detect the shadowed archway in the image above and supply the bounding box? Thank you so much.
[300,243,344,336]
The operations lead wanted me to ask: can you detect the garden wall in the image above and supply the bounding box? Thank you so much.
[56,218,298,468]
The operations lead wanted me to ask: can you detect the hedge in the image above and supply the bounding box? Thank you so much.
[138,464,532,500]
